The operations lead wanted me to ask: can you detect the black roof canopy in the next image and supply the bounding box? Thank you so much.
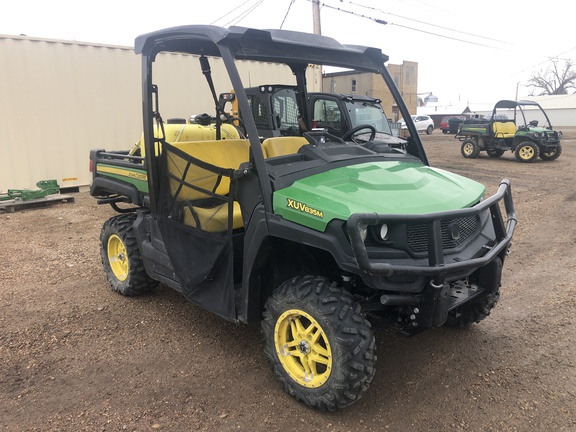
[134,25,389,72]
[493,100,542,109]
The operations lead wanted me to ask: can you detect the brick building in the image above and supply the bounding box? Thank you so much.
[322,61,418,122]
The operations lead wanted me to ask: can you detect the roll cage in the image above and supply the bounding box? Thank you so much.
[134,25,427,214]
[492,99,554,129]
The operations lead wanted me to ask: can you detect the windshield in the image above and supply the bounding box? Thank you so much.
[345,100,392,135]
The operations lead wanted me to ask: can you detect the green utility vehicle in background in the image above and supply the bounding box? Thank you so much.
[90,25,516,411]
[456,100,562,162]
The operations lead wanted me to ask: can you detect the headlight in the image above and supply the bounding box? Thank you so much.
[533,132,541,138]
[379,224,389,240]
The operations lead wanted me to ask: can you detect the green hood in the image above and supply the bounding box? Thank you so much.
[273,161,485,231]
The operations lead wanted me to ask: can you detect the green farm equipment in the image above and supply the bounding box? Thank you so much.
[0,180,60,201]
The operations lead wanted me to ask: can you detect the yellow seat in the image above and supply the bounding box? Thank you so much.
[165,139,249,231]
[182,201,243,232]
[261,136,308,158]
[492,121,516,138]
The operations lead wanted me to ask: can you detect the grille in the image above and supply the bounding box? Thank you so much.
[544,131,558,142]
[406,216,480,253]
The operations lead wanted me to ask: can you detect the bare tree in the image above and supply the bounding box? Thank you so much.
[528,59,576,95]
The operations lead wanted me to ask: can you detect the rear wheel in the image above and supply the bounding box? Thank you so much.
[426,125,433,135]
[539,143,562,161]
[487,148,505,158]
[262,276,375,411]
[461,139,480,158]
[100,213,158,296]
[514,141,539,162]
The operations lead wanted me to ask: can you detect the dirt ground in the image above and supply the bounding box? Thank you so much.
[1,129,575,432]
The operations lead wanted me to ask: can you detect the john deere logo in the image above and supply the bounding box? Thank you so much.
[286,198,324,218]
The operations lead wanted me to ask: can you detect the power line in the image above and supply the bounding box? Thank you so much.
[223,0,266,27]
[210,0,254,25]
[507,46,576,78]
[281,0,296,29]
[317,2,388,25]
[211,0,267,28]
[316,1,502,49]
[389,21,502,49]
[234,0,264,25]
[345,0,509,44]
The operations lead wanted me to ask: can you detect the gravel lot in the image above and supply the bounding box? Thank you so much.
[1,130,575,431]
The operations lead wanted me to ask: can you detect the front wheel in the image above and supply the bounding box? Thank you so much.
[447,291,500,328]
[461,139,480,158]
[539,143,562,161]
[100,213,158,296]
[514,141,539,162]
[262,276,376,411]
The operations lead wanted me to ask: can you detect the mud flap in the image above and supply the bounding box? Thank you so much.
[477,257,503,296]
[421,280,451,328]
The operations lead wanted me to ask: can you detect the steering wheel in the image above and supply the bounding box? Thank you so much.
[303,130,345,146]
[342,124,377,143]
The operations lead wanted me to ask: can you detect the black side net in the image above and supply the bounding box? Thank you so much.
[157,142,237,320]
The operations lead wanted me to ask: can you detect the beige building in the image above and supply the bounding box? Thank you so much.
[0,35,309,191]
[322,61,418,122]
[1,36,141,192]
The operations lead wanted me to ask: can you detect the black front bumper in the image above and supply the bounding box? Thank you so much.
[346,179,516,278]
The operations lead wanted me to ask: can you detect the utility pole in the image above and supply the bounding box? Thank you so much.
[311,0,322,91]
[312,0,321,35]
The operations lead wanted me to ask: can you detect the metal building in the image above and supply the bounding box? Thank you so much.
[0,34,307,191]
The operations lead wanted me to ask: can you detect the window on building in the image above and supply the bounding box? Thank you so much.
[351,78,356,92]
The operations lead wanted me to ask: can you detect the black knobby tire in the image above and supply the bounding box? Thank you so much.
[487,148,505,158]
[461,139,480,158]
[539,143,562,161]
[514,141,539,163]
[426,125,433,135]
[100,213,158,296]
[262,275,376,411]
[446,291,500,328]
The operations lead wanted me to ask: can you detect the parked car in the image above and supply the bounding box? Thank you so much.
[400,115,434,134]
[440,115,467,134]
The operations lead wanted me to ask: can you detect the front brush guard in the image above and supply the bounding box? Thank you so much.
[347,179,516,278]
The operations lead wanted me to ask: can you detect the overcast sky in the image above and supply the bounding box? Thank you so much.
[2,0,574,107]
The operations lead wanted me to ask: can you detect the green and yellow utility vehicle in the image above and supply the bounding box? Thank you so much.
[90,25,516,411]
[456,100,562,162]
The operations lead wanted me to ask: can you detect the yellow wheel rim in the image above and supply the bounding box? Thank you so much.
[463,142,474,155]
[518,145,534,160]
[274,309,332,388]
[107,234,129,281]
